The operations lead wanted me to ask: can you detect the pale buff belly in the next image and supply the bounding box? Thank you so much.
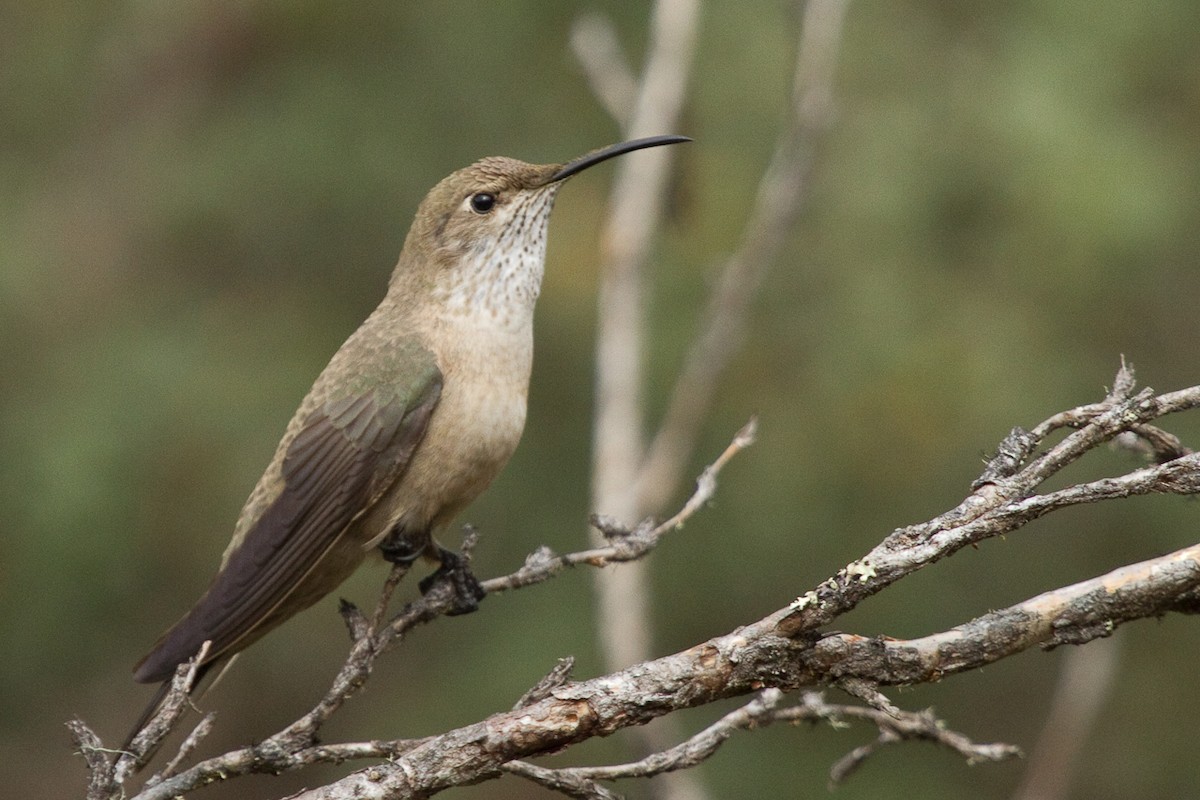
[271,322,532,619]
[360,322,531,552]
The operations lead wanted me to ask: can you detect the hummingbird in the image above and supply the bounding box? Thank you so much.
[128,135,690,736]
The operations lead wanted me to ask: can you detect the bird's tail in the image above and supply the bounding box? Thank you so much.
[121,678,176,753]
[120,655,235,763]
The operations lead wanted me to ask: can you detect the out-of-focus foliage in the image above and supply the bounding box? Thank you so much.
[4,2,1200,798]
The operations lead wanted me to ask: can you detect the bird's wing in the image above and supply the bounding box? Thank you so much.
[134,350,442,683]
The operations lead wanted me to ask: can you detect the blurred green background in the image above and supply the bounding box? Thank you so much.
[4,2,1200,798]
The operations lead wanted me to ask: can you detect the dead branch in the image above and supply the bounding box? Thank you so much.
[1011,637,1120,800]
[775,362,1200,638]
[86,420,751,800]
[282,528,1199,800]
[586,0,700,681]
[569,13,636,127]
[503,688,1016,798]
[636,0,852,512]
[583,7,849,798]
[73,367,1200,800]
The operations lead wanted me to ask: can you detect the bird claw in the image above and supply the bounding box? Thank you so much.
[419,548,486,615]
[378,529,424,565]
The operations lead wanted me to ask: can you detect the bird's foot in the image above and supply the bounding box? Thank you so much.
[379,531,423,565]
[419,547,486,616]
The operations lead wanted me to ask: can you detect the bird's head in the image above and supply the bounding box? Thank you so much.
[389,136,690,325]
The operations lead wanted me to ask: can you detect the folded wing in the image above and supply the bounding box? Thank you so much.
[134,361,442,684]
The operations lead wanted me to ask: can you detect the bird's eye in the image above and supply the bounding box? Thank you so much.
[469,192,496,214]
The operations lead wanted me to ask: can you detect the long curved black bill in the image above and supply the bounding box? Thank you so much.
[547,134,692,183]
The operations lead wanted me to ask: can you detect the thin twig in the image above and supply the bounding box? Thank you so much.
[777,367,1200,637]
[787,692,1021,770]
[285,530,1200,800]
[67,719,115,800]
[118,424,753,800]
[508,688,1017,794]
[158,713,215,781]
[569,13,637,126]
[79,371,1200,800]
[485,420,755,594]
[654,418,757,533]
[1011,637,1120,800]
[513,658,577,710]
[637,0,852,511]
[118,639,212,782]
[505,761,623,800]
[370,562,411,633]
[510,689,785,786]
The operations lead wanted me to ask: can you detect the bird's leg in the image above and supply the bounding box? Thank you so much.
[419,545,487,616]
[378,527,425,565]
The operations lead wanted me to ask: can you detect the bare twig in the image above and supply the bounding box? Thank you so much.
[505,761,623,800]
[1011,637,1120,800]
[777,368,1200,637]
[117,639,212,782]
[587,0,700,681]
[784,692,1021,780]
[68,641,214,799]
[502,688,1017,798]
[67,719,114,800]
[569,13,637,126]
[114,423,751,800]
[834,676,900,717]
[369,562,412,632]
[637,0,852,511]
[509,689,785,790]
[78,370,1200,800]
[157,713,215,782]
[287,533,1198,800]
[484,420,754,595]
[514,658,577,710]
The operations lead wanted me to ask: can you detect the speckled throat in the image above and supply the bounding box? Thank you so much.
[435,181,559,330]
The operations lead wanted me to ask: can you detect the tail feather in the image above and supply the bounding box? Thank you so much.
[121,679,175,753]
[121,655,234,762]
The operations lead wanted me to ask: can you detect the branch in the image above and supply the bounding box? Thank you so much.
[583,8,849,800]
[1011,637,1120,800]
[776,363,1200,637]
[286,529,1200,799]
[102,422,752,800]
[78,369,1200,800]
[569,13,636,127]
[636,0,852,511]
[279,536,1197,799]
[785,693,1022,785]
[586,0,700,678]
[504,687,1016,794]
[504,689,787,798]
[69,640,213,799]
[483,418,755,595]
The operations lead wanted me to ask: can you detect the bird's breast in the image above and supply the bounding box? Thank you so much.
[369,317,533,538]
